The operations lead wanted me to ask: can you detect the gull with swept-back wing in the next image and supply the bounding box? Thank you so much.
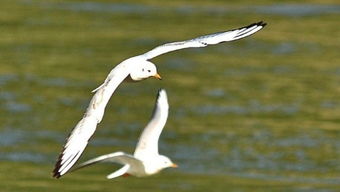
[53,21,266,178]
[71,89,177,179]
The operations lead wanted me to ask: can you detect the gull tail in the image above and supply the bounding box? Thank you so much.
[107,165,130,179]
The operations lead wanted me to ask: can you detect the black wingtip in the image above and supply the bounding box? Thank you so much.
[52,171,61,179]
[243,21,267,29]
[52,142,70,179]
[51,129,77,179]
[52,155,63,179]
[53,172,61,179]
[258,21,267,27]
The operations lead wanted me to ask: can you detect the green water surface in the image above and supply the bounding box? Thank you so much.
[0,0,339,191]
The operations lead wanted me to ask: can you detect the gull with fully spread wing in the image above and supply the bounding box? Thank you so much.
[71,89,177,179]
[53,21,266,178]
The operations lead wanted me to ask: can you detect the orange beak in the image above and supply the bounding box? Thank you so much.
[153,73,162,80]
[171,163,178,168]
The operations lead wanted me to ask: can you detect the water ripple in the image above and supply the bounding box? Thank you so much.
[25,1,340,17]
[40,2,153,14]
[192,101,299,115]
[254,4,340,17]
[3,102,32,113]
[0,152,48,163]
[0,74,18,86]
[0,129,26,146]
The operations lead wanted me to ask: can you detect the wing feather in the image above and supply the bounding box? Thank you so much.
[72,152,139,171]
[143,21,266,59]
[134,89,169,159]
[52,63,132,178]
[72,152,142,179]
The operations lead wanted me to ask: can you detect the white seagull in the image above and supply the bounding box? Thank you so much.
[71,89,177,179]
[53,21,266,178]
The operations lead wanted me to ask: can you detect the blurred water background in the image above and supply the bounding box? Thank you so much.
[0,0,339,191]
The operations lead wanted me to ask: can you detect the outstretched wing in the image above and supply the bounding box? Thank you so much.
[134,89,169,159]
[72,152,140,171]
[53,63,132,178]
[72,152,142,179]
[142,21,266,60]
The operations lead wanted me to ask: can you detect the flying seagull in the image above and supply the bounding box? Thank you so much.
[71,89,177,179]
[53,21,266,178]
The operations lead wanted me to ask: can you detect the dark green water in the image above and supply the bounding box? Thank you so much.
[0,0,339,191]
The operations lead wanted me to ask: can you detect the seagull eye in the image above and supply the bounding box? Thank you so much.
[147,70,151,73]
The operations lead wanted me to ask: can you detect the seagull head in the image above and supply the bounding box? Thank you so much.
[155,155,178,170]
[130,60,162,81]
